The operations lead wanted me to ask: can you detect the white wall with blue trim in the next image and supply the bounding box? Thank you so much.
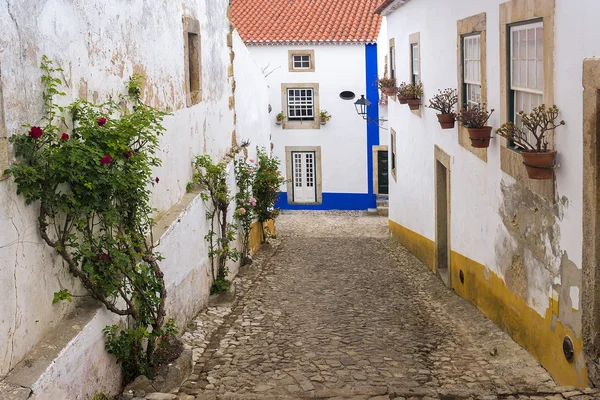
[248,44,380,210]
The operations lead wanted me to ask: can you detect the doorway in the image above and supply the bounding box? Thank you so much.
[291,151,317,203]
[435,156,450,287]
[377,150,389,195]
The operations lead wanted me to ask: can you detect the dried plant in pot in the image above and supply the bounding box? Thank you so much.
[376,77,397,97]
[405,82,423,110]
[396,82,410,104]
[456,104,495,148]
[276,111,285,125]
[495,105,565,180]
[319,110,332,125]
[427,88,458,129]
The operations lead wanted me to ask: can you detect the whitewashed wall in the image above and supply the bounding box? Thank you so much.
[377,17,390,147]
[248,45,370,195]
[385,0,597,317]
[0,0,270,397]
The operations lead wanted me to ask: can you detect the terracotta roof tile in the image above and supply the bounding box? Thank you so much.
[231,0,382,44]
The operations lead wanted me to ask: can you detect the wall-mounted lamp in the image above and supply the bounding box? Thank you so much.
[354,95,371,120]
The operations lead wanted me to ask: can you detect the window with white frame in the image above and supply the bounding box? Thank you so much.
[463,34,482,109]
[510,21,544,148]
[287,88,315,120]
[411,44,420,84]
[293,54,311,70]
[390,42,396,79]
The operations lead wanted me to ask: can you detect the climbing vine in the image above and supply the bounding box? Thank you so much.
[5,56,176,382]
[192,155,239,293]
[253,148,285,240]
[234,154,257,265]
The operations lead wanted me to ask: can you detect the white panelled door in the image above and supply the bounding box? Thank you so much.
[292,151,317,203]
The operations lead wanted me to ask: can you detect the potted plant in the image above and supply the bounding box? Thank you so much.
[276,112,285,125]
[406,82,424,111]
[397,82,410,104]
[495,105,565,180]
[376,77,397,97]
[319,110,332,125]
[427,88,458,129]
[456,104,495,148]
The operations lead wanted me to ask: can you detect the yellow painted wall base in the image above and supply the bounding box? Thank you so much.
[249,219,275,256]
[388,219,588,387]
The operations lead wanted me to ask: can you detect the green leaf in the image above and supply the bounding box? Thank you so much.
[52,289,72,304]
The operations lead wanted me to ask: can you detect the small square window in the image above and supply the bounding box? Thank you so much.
[293,55,311,70]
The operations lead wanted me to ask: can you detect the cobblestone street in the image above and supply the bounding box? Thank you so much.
[174,212,598,400]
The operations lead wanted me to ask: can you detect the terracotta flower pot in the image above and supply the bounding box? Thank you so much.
[467,126,492,148]
[407,99,421,110]
[276,120,283,125]
[381,87,396,97]
[320,119,327,125]
[520,150,557,180]
[436,114,456,129]
[398,97,408,104]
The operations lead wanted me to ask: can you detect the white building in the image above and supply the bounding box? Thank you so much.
[376,0,600,388]
[231,0,386,211]
[0,0,270,398]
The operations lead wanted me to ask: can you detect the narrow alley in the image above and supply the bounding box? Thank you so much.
[170,212,594,400]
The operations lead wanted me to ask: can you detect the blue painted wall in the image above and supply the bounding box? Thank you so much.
[365,43,380,206]
[277,43,380,211]
[275,193,375,211]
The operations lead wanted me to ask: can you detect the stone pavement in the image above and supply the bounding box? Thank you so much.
[132,211,600,400]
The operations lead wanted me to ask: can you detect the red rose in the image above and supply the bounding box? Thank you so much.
[96,117,107,126]
[124,151,133,160]
[61,133,69,141]
[155,177,160,183]
[29,126,43,139]
[96,252,110,262]
[100,155,112,165]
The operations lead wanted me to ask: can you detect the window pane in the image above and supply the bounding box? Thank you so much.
[536,27,544,59]
[527,28,535,61]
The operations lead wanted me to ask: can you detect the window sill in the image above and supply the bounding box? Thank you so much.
[283,120,320,130]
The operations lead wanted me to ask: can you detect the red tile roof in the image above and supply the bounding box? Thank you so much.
[231,0,382,44]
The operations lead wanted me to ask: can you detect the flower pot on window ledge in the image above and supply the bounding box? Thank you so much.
[276,120,283,125]
[381,87,396,97]
[467,126,492,148]
[320,119,327,125]
[407,99,421,110]
[520,150,556,180]
[436,114,456,129]
[398,97,408,104]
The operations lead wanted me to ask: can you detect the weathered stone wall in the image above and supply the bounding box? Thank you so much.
[0,0,270,396]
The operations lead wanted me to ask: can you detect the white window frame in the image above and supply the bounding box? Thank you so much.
[390,44,396,79]
[510,21,544,147]
[287,88,315,121]
[292,54,311,70]
[411,43,420,84]
[463,34,482,110]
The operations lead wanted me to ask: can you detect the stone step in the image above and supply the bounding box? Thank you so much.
[377,207,389,217]
[376,200,389,207]
[367,208,379,216]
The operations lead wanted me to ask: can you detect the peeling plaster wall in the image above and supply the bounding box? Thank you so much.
[0,0,270,392]
[383,0,600,385]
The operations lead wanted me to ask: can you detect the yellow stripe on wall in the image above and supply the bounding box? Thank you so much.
[388,219,588,387]
[249,220,276,256]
